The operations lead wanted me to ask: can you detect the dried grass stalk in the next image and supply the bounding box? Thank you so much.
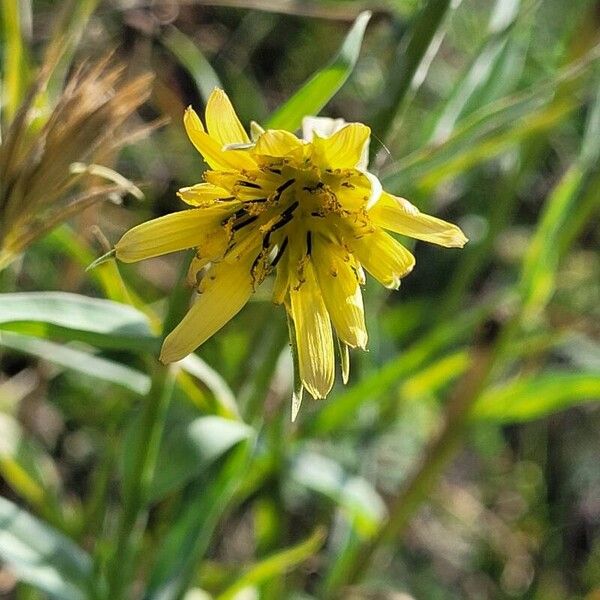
[0,56,156,270]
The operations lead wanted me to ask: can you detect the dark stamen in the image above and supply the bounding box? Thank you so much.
[232,215,258,231]
[306,231,312,256]
[238,181,262,189]
[273,178,295,200]
[303,182,324,192]
[271,237,289,267]
[263,211,294,248]
[281,200,299,218]
[268,167,282,175]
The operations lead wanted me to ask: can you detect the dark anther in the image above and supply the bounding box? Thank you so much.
[306,231,312,256]
[238,180,262,189]
[273,178,295,200]
[310,211,324,218]
[268,167,282,175]
[303,181,324,192]
[232,215,258,231]
[281,200,299,218]
[271,237,289,267]
[262,211,295,248]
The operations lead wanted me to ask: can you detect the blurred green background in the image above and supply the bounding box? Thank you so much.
[0,0,599,599]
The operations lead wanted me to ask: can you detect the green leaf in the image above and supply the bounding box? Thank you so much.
[148,443,252,600]
[0,496,92,600]
[373,0,456,137]
[148,415,253,500]
[216,527,326,600]
[0,292,159,353]
[0,331,151,395]
[471,372,600,423]
[519,165,584,318]
[266,11,371,131]
[161,25,222,103]
[0,413,61,516]
[429,0,524,144]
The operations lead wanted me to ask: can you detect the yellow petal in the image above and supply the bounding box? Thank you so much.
[272,246,290,305]
[205,88,250,145]
[312,123,371,169]
[160,257,254,363]
[370,192,468,248]
[290,261,335,399]
[177,182,233,206]
[183,106,255,171]
[253,129,304,158]
[115,208,231,263]
[313,237,367,349]
[348,228,415,289]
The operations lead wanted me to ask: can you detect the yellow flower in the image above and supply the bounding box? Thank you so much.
[116,89,467,404]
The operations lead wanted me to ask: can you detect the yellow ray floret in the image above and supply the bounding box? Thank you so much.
[115,88,468,410]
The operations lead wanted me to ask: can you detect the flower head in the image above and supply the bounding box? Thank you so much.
[116,89,467,404]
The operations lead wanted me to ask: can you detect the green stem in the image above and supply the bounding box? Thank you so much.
[106,253,193,599]
[107,364,174,599]
[325,322,503,597]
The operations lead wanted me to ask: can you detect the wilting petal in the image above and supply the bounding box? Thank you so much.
[183,106,255,171]
[349,228,415,289]
[302,116,347,141]
[313,123,371,169]
[313,236,367,349]
[177,182,233,206]
[160,257,255,363]
[289,261,335,399]
[253,129,304,159]
[115,208,233,263]
[205,88,250,145]
[370,192,468,248]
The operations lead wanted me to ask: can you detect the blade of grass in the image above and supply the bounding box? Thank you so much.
[381,42,600,192]
[216,527,326,600]
[1,0,28,123]
[161,25,222,103]
[429,0,525,144]
[373,0,458,142]
[267,11,371,131]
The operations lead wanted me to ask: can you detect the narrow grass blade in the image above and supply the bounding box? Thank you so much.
[373,0,456,138]
[472,372,600,422]
[161,25,222,103]
[267,11,371,131]
[217,527,326,600]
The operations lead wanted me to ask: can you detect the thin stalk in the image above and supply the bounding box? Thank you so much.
[107,364,174,599]
[106,253,193,599]
[325,319,508,596]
